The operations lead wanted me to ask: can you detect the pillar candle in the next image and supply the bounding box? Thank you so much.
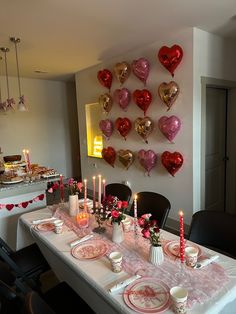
[22,149,28,172]
[98,175,101,208]
[59,174,64,203]
[134,194,137,219]
[84,179,87,210]
[92,176,96,208]
[26,149,31,172]
[102,179,106,201]
[179,210,185,263]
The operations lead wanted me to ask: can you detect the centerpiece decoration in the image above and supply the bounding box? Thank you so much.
[138,213,164,266]
[67,178,83,217]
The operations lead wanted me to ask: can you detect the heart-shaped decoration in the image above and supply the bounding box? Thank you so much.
[158,81,179,111]
[114,62,131,85]
[99,119,114,140]
[99,93,113,114]
[22,201,29,208]
[48,187,53,193]
[161,151,183,177]
[134,117,154,143]
[158,45,183,77]
[97,69,113,90]
[138,149,157,175]
[118,149,135,170]
[6,204,14,211]
[133,89,152,116]
[102,146,116,168]
[115,117,132,140]
[158,115,181,142]
[39,194,45,201]
[113,88,131,111]
[131,58,150,85]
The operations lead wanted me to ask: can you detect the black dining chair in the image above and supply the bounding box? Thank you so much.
[129,191,171,229]
[188,210,236,259]
[105,183,132,203]
[0,237,50,290]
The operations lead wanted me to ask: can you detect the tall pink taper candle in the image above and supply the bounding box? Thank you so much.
[26,149,31,172]
[134,194,137,218]
[92,176,96,208]
[84,179,87,210]
[22,149,29,172]
[179,210,185,263]
[98,175,101,208]
[59,174,64,203]
[102,179,106,201]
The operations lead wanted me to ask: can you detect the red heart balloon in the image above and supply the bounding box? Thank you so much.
[102,146,116,168]
[6,204,14,211]
[22,201,29,208]
[39,194,45,201]
[133,89,152,116]
[115,117,132,140]
[158,45,183,77]
[161,151,183,177]
[97,69,113,90]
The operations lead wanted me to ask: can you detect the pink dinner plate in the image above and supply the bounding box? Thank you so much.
[71,239,108,260]
[163,240,202,259]
[123,277,170,313]
[35,222,55,232]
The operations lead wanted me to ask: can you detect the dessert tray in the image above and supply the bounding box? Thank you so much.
[163,240,202,259]
[123,277,170,313]
[1,178,23,184]
[71,239,108,260]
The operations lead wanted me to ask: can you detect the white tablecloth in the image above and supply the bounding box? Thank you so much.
[17,208,236,314]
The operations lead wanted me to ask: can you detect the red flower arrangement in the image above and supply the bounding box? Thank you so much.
[138,213,161,247]
[103,195,128,224]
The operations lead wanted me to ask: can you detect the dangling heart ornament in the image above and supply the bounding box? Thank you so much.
[115,117,132,140]
[134,117,154,144]
[131,57,150,85]
[158,81,179,111]
[161,151,183,177]
[114,62,131,85]
[102,146,116,168]
[138,149,157,176]
[158,115,181,142]
[99,119,114,140]
[133,89,152,116]
[97,69,113,90]
[158,45,183,77]
[99,93,113,114]
[113,88,131,111]
[118,149,135,170]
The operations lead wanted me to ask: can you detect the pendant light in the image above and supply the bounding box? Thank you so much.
[0,47,15,111]
[0,56,6,113]
[10,37,27,111]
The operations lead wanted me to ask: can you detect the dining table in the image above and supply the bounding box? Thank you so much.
[17,203,236,314]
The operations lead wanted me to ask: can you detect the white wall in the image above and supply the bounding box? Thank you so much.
[0,77,78,178]
[76,28,194,226]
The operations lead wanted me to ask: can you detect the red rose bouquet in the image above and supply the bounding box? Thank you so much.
[103,195,128,224]
[138,213,161,247]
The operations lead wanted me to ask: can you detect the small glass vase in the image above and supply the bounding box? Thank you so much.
[68,194,78,216]
[112,222,124,244]
[149,245,164,266]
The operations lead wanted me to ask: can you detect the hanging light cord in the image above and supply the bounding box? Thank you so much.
[3,50,10,99]
[14,41,22,97]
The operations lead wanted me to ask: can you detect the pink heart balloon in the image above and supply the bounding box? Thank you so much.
[99,119,114,139]
[158,115,181,142]
[138,149,157,175]
[132,58,150,85]
[113,88,131,111]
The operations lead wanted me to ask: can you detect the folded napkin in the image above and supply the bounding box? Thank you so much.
[69,234,93,247]
[32,217,56,224]
[109,274,141,293]
[194,255,219,269]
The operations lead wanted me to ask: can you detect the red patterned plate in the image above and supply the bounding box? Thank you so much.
[71,239,108,260]
[35,222,55,232]
[163,240,202,259]
[123,277,170,313]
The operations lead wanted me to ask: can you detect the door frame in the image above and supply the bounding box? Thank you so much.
[200,77,236,210]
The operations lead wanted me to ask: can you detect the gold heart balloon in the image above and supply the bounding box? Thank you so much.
[134,117,154,144]
[118,149,135,170]
[99,93,113,114]
[114,62,131,85]
[158,81,179,111]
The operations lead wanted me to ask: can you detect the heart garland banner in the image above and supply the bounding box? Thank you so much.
[0,193,45,211]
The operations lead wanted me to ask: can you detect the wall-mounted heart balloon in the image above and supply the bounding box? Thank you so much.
[99,93,113,114]
[102,146,116,168]
[115,117,132,140]
[113,88,131,111]
[158,45,183,77]
[134,117,154,144]
[133,89,152,116]
[97,69,113,90]
[158,81,179,111]
[114,61,131,85]
[161,151,183,177]
[132,57,150,85]
[138,149,157,176]
[118,149,135,170]
[99,119,114,140]
[158,116,181,142]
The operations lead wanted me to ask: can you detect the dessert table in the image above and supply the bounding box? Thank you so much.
[17,205,236,314]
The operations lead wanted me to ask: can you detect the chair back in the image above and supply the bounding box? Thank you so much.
[188,210,236,258]
[130,191,171,228]
[105,183,132,203]
[24,291,55,314]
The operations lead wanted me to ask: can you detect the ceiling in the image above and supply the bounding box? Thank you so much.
[0,0,236,81]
